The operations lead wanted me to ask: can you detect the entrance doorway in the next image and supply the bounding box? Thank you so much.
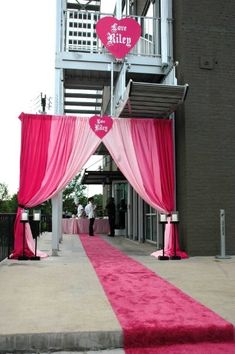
[113,181,128,235]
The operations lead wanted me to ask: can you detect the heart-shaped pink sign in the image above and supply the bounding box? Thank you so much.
[96,17,141,59]
[89,115,113,139]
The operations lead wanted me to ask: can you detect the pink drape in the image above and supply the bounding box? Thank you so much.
[12,113,187,259]
[103,118,187,258]
[11,114,100,259]
[103,119,165,211]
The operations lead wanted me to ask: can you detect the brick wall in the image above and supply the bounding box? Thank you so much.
[173,0,235,255]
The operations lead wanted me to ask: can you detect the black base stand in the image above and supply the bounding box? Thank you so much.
[158,255,170,260]
[18,255,29,261]
[158,221,169,261]
[170,255,181,260]
[30,256,41,260]
[30,234,41,261]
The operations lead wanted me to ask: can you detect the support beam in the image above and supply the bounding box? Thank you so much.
[51,192,62,255]
[160,0,170,66]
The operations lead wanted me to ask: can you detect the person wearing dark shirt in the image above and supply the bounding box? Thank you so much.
[119,198,127,229]
[105,197,116,237]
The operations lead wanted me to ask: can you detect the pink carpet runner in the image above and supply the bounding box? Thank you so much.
[79,234,235,352]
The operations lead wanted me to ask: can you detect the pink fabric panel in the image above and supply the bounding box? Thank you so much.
[12,114,52,258]
[18,113,52,205]
[29,116,77,205]
[12,114,100,259]
[130,119,163,207]
[104,117,187,258]
[103,118,165,212]
[13,114,77,259]
[153,120,188,257]
[49,117,100,198]
[154,119,175,211]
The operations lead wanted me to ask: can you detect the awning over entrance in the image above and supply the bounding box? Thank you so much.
[116,80,189,118]
[81,170,126,185]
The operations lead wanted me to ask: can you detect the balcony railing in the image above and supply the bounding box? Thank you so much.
[63,10,172,58]
[0,213,15,262]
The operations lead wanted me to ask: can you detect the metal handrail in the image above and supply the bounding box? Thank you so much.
[63,10,165,57]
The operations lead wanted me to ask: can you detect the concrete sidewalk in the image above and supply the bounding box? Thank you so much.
[0,232,234,353]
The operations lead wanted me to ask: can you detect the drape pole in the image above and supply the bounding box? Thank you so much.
[116,0,122,19]
[110,61,114,116]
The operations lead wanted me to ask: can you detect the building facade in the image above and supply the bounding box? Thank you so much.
[173,0,235,255]
[54,0,235,256]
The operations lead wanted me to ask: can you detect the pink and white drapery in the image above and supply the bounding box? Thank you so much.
[12,113,100,258]
[11,113,187,259]
[103,118,187,258]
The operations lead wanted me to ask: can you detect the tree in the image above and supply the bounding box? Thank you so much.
[5,193,18,213]
[63,173,87,215]
[0,183,11,212]
[0,182,9,201]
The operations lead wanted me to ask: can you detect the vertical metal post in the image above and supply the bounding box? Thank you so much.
[110,61,114,116]
[116,0,122,19]
[52,0,64,256]
[215,209,231,259]
[160,0,169,66]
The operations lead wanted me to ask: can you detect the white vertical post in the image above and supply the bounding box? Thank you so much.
[220,209,226,257]
[52,0,64,256]
[116,0,122,19]
[110,61,114,116]
[160,0,169,67]
[216,209,231,259]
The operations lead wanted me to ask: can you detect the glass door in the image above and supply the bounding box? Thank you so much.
[145,204,160,246]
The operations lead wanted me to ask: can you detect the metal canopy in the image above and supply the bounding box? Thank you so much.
[81,170,126,185]
[116,80,189,118]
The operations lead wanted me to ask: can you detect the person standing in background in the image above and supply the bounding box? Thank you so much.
[85,197,96,236]
[105,197,116,237]
[77,201,84,218]
[119,198,127,229]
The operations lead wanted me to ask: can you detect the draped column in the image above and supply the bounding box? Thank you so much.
[103,117,187,258]
[11,114,100,259]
